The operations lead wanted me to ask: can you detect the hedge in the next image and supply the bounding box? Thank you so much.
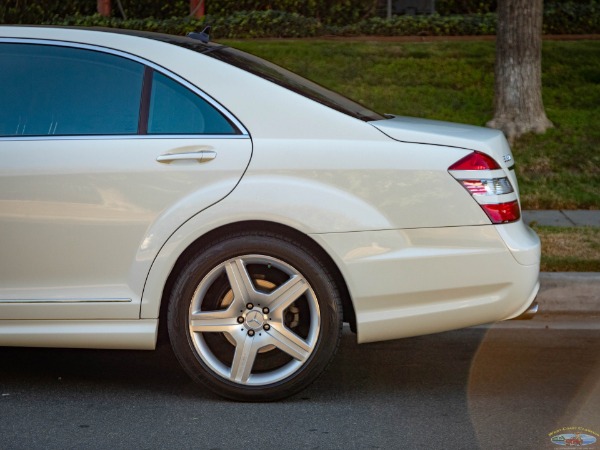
[37,11,323,38]
[0,0,600,38]
[543,1,600,33]
[2,0,599,25]
[2,0,371,25]
[333,13,498,36]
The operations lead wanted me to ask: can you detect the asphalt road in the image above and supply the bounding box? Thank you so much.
[1,319,598,450]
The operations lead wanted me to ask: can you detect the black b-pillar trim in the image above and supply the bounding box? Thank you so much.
[138,66,153,135]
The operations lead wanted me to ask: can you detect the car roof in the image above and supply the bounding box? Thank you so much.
[87,27,226,54]
[0,24,224,52]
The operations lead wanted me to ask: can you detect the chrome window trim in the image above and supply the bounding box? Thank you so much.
[0,37,250,137]
[0,298,132,303]
[0,134,250,142]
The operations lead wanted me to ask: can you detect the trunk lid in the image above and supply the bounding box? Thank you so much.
[370,115,514,168]
[370,115,519,194]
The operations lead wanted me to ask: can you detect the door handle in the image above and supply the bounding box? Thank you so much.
[156,151,217,164]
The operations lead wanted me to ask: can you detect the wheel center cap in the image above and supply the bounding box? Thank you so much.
[245,310,264,330]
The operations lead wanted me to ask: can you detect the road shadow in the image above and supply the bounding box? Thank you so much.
[0,327,486,402]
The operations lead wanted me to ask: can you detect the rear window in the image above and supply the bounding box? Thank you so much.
[135,31,385,122]
[204,46,385,122]
[148,71,237,135]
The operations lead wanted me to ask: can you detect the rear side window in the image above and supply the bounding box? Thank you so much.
[148,71,236,135]
[0,43,144,136]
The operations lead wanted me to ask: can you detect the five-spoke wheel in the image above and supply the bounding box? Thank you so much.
[168,232,342,401]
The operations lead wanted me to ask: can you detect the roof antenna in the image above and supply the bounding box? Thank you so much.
[187,26,211,44]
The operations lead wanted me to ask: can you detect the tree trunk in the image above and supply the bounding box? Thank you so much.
[97,0,111,17]
[487,0,553,143]
[190,0,205,18]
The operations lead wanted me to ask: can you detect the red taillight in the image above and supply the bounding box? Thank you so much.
[448,151,501,171]
[448,151,520,224]
[481,201,521,224]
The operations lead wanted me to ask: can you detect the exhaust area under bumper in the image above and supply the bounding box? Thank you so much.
[510,301,539,320]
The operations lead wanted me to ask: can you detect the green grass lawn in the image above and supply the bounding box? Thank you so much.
[533,225,600,272]
[222,38,600,210]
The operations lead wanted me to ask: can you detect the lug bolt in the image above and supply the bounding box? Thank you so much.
[262,307,269,314]
[248,330,255,337]
[237,316,244,324]
[246,303,254,310]
[263,324,271,331]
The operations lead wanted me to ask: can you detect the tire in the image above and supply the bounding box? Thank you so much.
[167,231,343,401]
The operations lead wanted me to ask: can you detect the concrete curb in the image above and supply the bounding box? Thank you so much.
[537,272,600,313]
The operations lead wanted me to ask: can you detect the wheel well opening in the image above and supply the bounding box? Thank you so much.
[157,221,356,345]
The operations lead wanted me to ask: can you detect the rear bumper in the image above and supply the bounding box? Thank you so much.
[500,220,541,320]
[311,223,541,343]
[495,220,541,266]
[505,276,540,320]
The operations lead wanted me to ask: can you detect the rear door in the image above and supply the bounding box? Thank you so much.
[0,41,252,320]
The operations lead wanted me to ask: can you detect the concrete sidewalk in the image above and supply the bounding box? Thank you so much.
[523,210,599,227]
[522,210,598,315]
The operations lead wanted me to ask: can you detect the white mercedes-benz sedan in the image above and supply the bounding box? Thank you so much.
[0,26,540,401]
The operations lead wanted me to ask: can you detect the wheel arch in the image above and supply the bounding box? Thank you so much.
[156,220,356,344]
